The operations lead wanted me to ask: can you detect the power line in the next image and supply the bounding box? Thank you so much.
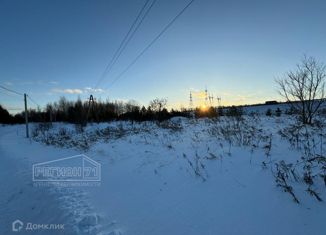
[95,0,156,88]
[27,95,41,107]
[0,85,41,108]
[106,0,196,88]
[104,0,158,82]
[0,85,29,137]
[0,89,20,98]
[0,85,24,96]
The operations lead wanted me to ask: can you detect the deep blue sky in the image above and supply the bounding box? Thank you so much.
[1,0,326,112]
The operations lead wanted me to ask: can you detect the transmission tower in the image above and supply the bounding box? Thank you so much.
[86,94,96,124]
[209,94,214,105]
[205,87,208,105]
[216,96,221,107]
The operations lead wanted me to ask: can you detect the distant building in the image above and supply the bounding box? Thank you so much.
[265,100,278,105]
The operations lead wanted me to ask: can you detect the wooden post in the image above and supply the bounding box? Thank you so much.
[24,93,29,138]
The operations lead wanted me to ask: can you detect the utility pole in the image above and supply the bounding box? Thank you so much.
[85,94,94,125]
[24,93,29,138]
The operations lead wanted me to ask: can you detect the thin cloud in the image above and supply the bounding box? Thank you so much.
[51,87,105,95]
[84,87,105,93]
[49,81,58,85]
[4,79,59,86]
[52,88,83,94]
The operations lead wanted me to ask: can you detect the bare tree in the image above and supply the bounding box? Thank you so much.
[125,100,140,113]
[277,56,326,124]
[149,98,167,112]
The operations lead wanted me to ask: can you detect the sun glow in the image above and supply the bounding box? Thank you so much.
[200,104,208,112]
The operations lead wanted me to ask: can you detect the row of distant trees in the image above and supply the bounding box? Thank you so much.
[0,98,190,124]
[0,105,26,124]
[0,96,324,125]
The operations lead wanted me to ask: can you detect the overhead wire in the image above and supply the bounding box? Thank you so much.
[95,0,156,88]
[0,85,40,107]
[105,0,196,88]
[87,0,158,125]
[102,0,158,83]
[0,85,24,96]
[0,89,20,98]
[27,95,41,107]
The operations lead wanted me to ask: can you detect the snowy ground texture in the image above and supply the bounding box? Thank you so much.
[1,115,326,235]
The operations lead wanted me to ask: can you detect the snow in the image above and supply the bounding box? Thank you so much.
[241,102,326,115]
[1,116,326,235]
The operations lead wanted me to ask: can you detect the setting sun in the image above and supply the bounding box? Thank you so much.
[200,104,208,112]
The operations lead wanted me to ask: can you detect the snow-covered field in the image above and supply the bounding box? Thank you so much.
[1,115,326,235]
